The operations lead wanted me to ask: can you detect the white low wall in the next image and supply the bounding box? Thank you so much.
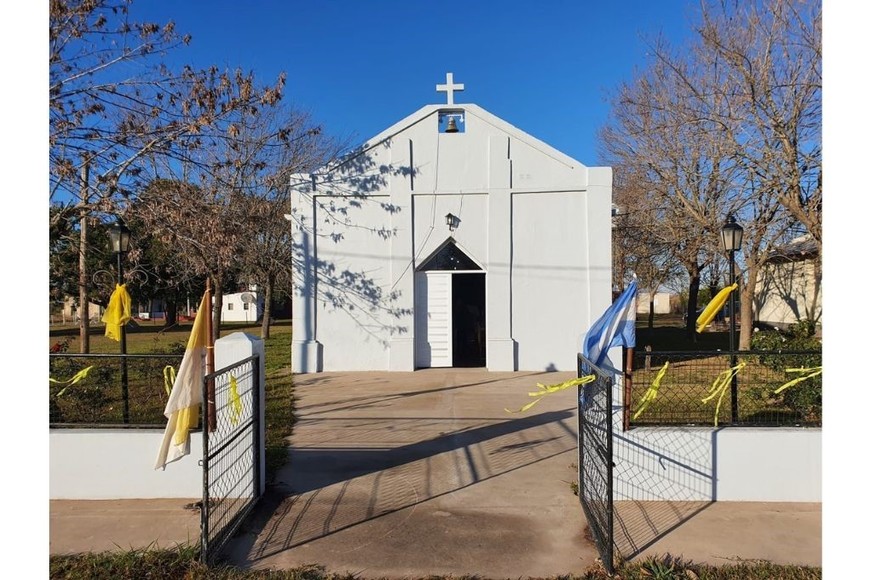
[590,348,822,503]
[50,332,266,500]
[613,426,821,502]
[50,429,202,499]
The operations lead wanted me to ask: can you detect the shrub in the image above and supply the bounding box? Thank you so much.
[751,319,822,423]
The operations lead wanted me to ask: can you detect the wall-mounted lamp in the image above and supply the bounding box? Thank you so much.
[445,213,460,231]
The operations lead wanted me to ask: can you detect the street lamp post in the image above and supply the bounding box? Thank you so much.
[721,215,744,424]
[109,219,131,424]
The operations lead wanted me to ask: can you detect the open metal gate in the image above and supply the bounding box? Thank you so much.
[577,354,615,573]
[201,354,262,564]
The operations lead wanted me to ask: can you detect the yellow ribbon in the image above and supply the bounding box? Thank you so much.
[774,366,822,394]
[102,284,132,341]
[229,374,243,426]
[633,362,669,420]
[162,365,176,396]
[701,361,746,427]
[696,284,738,333]
[50,365,95,397]
[505,376,595,414]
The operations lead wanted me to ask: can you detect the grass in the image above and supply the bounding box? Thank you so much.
[49,320,296,480]
[627,314,820,427]
[261,326,295,481]
[49,547,821,579]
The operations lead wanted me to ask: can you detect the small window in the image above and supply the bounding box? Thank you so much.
[419,239,482,271]
[243,303,250,310]
[228,303,234,310]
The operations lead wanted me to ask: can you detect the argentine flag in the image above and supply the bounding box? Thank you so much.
[583,280,638,368]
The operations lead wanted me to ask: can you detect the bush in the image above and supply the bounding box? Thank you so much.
[751,319,822,423]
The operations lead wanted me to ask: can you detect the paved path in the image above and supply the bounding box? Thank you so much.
[224,369,599,578]
[49,368,821,575]
[50,498,200,554]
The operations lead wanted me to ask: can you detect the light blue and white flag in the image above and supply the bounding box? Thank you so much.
[582,281,638,368]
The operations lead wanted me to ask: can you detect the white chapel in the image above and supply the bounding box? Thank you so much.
[290,73,612,373]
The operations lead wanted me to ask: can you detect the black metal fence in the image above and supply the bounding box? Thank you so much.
[201,354,262,565]
[626,350,822,428]
[577,354,616,574]
[49,353,184,427]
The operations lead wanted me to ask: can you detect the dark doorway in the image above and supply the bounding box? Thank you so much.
[452,273,486,367]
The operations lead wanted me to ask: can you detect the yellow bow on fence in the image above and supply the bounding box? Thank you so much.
[774,367,822,394]
[50,366,95,397]
[505,376,595,414]
[229,374,243,426]
[701,361,746,427]
[162,366,177,396]
[633,362,669,421]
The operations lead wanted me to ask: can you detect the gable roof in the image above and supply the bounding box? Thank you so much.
[766,234,819,264]
[317,103,587,177]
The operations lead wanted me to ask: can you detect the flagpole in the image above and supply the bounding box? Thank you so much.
[206,278,217,432]
[623,347,634,431]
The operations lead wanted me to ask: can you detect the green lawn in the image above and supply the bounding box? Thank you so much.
[49,320,296,481]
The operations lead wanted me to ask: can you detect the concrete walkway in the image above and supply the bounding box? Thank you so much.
[50,498,200,554]
[49,369,821,576]
[224,369,598,578]
[223,369,821,577]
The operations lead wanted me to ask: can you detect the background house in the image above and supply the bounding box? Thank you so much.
[636,291,674,315]
[754,235,821,329]
[221,289,263,323]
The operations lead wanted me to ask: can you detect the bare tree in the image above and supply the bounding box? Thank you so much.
[698,0,822,249]
[600,0,820,346]
[231,106,342,338]
[50,0,284,350]
[600,44,739,339]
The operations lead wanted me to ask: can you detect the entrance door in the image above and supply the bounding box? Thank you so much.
[423,272,452,367]
[452,273,486,367]
[414,239,486,369]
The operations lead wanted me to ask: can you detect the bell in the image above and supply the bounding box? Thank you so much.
[445,117,459,133]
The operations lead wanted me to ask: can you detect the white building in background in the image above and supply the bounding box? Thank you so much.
[636,292,673,315]
[755,235,821,328]
[289,74,612,373]
[220,290,263,323]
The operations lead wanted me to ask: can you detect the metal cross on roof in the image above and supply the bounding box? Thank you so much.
[436,72,464,105]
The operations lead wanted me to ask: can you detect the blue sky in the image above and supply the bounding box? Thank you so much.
[128,0,698,166]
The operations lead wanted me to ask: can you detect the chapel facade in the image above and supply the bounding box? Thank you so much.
[290,74,612,372]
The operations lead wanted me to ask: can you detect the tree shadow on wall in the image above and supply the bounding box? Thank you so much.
[288,140,419,346]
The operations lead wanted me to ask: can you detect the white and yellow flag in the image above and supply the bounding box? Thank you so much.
[154,291,210,470]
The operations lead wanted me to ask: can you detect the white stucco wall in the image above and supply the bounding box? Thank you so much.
[291,103,612,373]
[613,426,821,502]
[603,368,821,502]
[512,192,591,370]
[755,258,822,327]
[50,429,203,499]
[50,333,266,500]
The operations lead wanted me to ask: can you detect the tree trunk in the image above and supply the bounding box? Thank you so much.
[685,266,702,341]
[78,163,90,354]
[164,301,178,327]
[260,274,274,339]
[807,255,822,326]
[212,280,223,343]
[647,298,655,329]
[739,264,756,350]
